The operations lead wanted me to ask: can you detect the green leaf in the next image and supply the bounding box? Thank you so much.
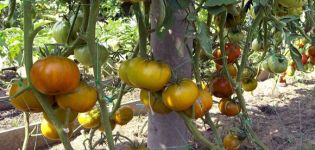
[156,0,166,28]
[205,0,239,7]
[156,2,174,39]
[196,22,212,57]
[289,44,304,71]
[205,6,226,15]
[0,1,8,12]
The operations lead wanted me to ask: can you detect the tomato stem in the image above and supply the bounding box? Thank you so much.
[22,112,30,150]
[134,3,147,58]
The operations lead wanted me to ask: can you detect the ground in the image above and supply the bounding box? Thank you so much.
[0,70,315,150]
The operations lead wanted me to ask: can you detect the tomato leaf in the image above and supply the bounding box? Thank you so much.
[204,0,239,7]
[156,2,174,39]
[196,22,212,57]
[290,44,304,71]
[0,1,8,12]
[205,6,226,15]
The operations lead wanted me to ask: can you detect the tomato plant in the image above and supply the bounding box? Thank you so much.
[56,82,97,112]
[219,98,241,116]
[74,44,109,67]
[213,43,241,65]
[216,63,238,77]
[162,79,199,111]
[30,56,80,95]
[211,76,234,98]
[41,118,74,140]
[267,53,288,73]
[78,109,101,129]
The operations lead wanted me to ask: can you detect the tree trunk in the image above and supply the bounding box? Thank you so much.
[148,1,192,149]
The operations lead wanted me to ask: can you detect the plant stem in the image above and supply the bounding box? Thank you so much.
[85,1,115,149]
[134,3,147,58]
[204,112,223,147]
[66,4,81,44]
[110,84,126,117]
[22,1,73,149]
[22,112,29,150]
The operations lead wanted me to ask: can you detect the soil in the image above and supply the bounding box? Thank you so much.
[1,71,315,150]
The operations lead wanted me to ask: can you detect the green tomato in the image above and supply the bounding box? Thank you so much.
[288,7,303,16]
[70,12,84,34]
[267,54,288,73]
[74,44,109,67]
[304,63,314,73]
[228,31,244,44]
[52,20,74,44]
[251,38,262,51]
[262,59,271,72]
[278,0,306,8]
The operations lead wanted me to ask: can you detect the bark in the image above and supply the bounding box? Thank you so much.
[148,1,192,149]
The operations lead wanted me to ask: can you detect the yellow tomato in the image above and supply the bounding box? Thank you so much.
[113,106,134,125]
[40,118,74,140]
[140,89,172,114]
[77,109,101,128]
[56,82,97,112]
[162,79,199,111]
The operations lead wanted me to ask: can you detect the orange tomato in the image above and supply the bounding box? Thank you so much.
[223,133,241,150]
[113,106,134,125]
[218,98,241,116]
[184,89,213,119]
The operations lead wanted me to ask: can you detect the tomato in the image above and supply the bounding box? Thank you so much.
[9,80,54,113]
[52,20,74,44]
[278,0,306,8]
[286,65,296,76]
[213,43,241,65]
[126,57,171,92]
[77,108,100,128]
[184,89,213,119]
[56,82,97,112]
[267,54,288,73]
[223,133,241,150]
[214,10,242,28]
[309,56,315,65]
[228,31,244,44]
[218,98,241,116]
[308,45,315,57]
[241,79,258,92]
[215,63,238,77]
[241,67,257,80]
[262,59,272,72]
[113,106,134,125]
[30,56,80,95]
[294,37,306,48]
[304,63,314,72]
[74,44,109,67]
[140,89,172,114]
[98,119,116,132]
[118,60,133,85]
[251,38,262,51]
[162,79,199,111]
[40,118,74,140]
[211,76,234,98]
[43,107,78,124]
[301,53,308,65]
[70,12,83,34]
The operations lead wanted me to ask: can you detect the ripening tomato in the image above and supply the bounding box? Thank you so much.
[184,89,213,119]
[241,67,257,80]
[294,38,307,48]
[140,89,172,114]
[241,79,258,92]
[118,60,133,85]
[74,44,109,67]
[215,63,238,77]
[9,80,54,113]
[43,107,78,124]
[308,45,315,57]
[301,53,308,65]
[126,57,171,92]
[267,54,288,73]
[213,43,241,65]
[309,56,315,65]
[113,106,134,125]
[223,133,241,150]
[56,82,97,112]
[40,118,74,140]
[211,76,234,98]
[162,79,199,111]
[30,56,80,95]
[214,10,242,28]
[219,98,241,116]
[77,108,100,128]
[286,65,296,76]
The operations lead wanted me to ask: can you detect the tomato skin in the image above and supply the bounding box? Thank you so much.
[213,43,241,65]
[9,80,54,113]
[211,76,234,98]
[309,56,315,65]
[30,56,80,95]
[56,82,97,112]
[215,63,238,77]
[241,79,258,92]
[251,38,262,51]
[77,109,100,128]
[126,57,171,92]
[301,53,308,65]
[74,44,109,67]
[113,106,134,125]
[98,119,116,132]
[267,54,288,73]
[262,59,271,72]
[70,12,83,34]
[308,46,315,57]
[241,67,257,80]
[223,133,241,150]
[162,79,199,111]
[219,98,241,116]
[43,107,78,124]
[52,20,74,44]
[286,65,296,76]
[228,31,244,44]
[184,89,213,119]
[140,89,172,114]
[118,60,133,85]
[41,118,74,140]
